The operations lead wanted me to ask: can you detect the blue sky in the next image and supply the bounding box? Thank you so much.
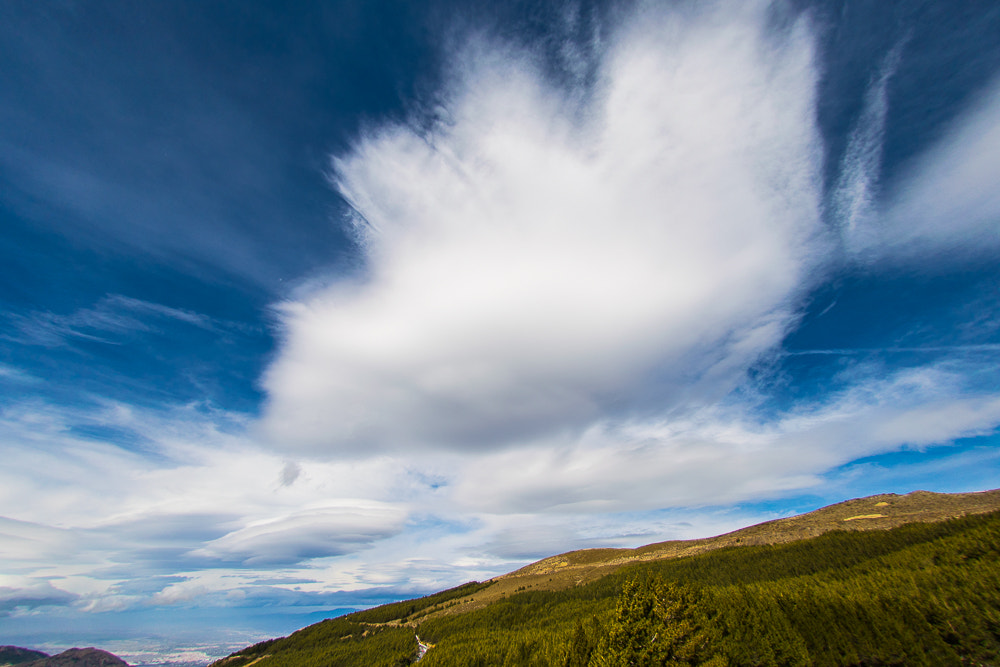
[2,0,1000,663]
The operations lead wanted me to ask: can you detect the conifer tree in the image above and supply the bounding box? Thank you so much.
[590,578,723,666]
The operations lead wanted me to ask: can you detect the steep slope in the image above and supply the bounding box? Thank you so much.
[428,488,1000,615]
[213,488,1000,667]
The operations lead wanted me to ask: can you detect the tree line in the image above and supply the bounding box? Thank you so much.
[214,510,1000,666]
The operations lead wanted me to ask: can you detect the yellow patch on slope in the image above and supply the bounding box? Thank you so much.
[843,514,886,521]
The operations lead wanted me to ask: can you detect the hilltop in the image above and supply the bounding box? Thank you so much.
[0,647,49,666]
[409,488,1000,618]
[15,649,127,667]
[213,487,1000,666]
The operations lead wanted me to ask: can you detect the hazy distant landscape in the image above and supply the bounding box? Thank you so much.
[2,0,999,663]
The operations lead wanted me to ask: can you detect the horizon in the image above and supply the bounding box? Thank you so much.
[2,1,1000,664]
[9,487,998,664]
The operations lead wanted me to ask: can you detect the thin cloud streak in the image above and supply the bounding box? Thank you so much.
[842,74,1000,261]
[831,38,907,247]
[785,345,1000,355]
[3,294,242,348]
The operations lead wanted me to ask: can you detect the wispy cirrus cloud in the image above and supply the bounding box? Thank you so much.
[878,77,1000,260]
[3,294,230,348]
[836,57,1000,262]
[831,38,907,247]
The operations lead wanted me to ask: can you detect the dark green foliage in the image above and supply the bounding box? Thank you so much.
[214,511,1000,667]
[215,618,417,667]
[347,581,492,624]
[564,618,603,667]
[416,588,611,666]
[589,578,723,666]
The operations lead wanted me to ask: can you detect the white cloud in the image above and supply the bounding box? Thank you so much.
[261,1,825,456]
[3,294,221,348]
[2,363,999,623]
[841,71,1000,261]
[194,502,408,566]
[831,40,906,249]
[881,78,1000,257]
[0,396,419,611]
[0,516,77,565]
[150,581,211,606]
[0,585,78,616]
[0,363,39,383]
[451,367,1000,514]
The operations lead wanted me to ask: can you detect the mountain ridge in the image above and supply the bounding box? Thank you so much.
[419,487,1000,619]
[513,489,1000,570]
[210,487,1000,667]
[0,646,49,666]
[213,490,1000,667]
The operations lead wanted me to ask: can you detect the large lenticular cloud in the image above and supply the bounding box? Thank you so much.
[261,1,825,456]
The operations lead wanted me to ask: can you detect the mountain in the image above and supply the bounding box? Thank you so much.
[21,649,128,667]
[213,488,1000,666]
[0,647,49,666]
[488,487,1000,598]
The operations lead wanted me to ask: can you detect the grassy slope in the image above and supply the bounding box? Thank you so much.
[212,489,1000,667]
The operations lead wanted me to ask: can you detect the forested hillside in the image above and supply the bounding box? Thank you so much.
[213,503,1000,666]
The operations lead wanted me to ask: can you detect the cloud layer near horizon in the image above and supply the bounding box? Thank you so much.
[262,2,826,456]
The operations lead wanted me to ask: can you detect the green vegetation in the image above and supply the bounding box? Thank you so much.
[213,617,417,667]
[213,582,493,667]
[348,581,493,624]
[213,511,1000,667]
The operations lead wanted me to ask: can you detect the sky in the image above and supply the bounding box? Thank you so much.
[1,0,999,663]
